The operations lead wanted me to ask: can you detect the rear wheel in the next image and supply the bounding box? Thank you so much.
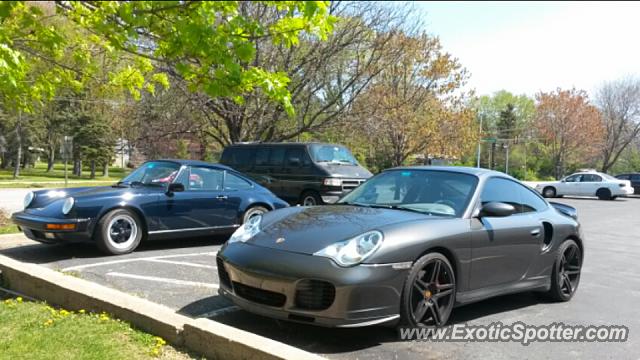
[95,209,143,255]
[400,253,456,327]
[596,188,611,200]
[242,206,268,223]
[542,186,556,198]
[547,239,582,301]
[299,191,322,206]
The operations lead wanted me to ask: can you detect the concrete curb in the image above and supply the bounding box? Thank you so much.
[0,254,324,360]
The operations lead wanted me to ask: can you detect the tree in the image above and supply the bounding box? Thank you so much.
[349,32,473,168]
[60,1,335,118]
[595,77,640,172]
[535,88,603,179]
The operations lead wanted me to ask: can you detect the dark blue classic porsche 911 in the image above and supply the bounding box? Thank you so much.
[12,160,288,255]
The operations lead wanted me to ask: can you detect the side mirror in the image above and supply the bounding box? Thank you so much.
[289,158,301,167]
[478,202,516,218]
[167,183,185,195]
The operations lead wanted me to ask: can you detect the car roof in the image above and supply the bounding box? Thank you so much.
[225,142,340,147]
[386,165,510,178]
[155,159,234,170]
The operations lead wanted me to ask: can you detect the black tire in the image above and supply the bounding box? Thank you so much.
[547,239,582,302]
[400,253,456,328]
[95,209,144,255]
[299,191,322,206]
[542,186,556,198]
[596,188,611,200]
[242,205,269,223]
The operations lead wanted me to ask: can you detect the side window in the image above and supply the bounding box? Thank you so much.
[255,148,270,166]
[480,178,524,213]
[224,172,253,191]
[519,186,548,213]
[285,147,309,167]
[187,167,224,191]
[268,147,285,166]
[631,174,640,181]
[565,174,581,183]
[581,174,601,182]
[234,148,253,168]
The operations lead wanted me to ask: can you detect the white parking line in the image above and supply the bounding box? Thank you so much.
[142,258,217,269]
[61,251,218,272]
[196,305,240,318]
[106,272,219,289]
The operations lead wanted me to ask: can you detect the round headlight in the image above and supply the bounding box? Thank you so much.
[23,191,35,209]
[62,197,75,215]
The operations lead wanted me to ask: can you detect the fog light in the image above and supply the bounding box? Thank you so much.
[44,233,56,239]
[46,223,76,230]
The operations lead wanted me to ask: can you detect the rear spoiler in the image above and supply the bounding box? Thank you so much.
[549,202,578,220]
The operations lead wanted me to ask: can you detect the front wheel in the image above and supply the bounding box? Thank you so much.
[400,253,456,327]
[299,191,322,206]
[95,209,144,255]
[547,239,582,301]
[242,206,268,223]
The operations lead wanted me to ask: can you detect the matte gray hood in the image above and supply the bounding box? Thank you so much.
[246,205,429,254]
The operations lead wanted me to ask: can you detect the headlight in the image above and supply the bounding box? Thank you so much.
[228,215,261,244]
[323,178,342,186]
[314,230,383,267]
[62,197,75,215]
[23,191,35,209]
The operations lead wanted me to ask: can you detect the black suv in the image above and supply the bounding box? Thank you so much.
[616,173,640,194]
[220,143,372,205]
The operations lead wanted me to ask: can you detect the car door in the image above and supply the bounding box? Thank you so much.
[470,177,543,290]
[580,174,602,196]
[558,174,582,196]
[157,166,236,231]
[280,146,313,203]
[631,174,640,193]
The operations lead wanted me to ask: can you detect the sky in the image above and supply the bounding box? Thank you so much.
[412,1,640,98]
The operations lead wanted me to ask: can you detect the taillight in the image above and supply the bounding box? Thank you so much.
[619,183,625,187]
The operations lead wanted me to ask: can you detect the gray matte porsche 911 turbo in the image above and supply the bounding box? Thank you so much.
[216,166,583,328]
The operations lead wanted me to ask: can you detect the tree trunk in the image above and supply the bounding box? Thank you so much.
[13,114,22,179]
[90,160,96,179]
[47,145,55,172]
[102,162,109,177]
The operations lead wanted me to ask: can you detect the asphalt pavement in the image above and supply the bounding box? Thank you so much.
[1,196,639,359]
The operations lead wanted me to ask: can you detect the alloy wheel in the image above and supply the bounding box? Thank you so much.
[107,214,138,250]
[558,243,581,296]
[410,258,455,326]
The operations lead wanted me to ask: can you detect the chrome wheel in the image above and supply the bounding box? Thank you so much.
[303,196,317,206]
[107,214,138,250]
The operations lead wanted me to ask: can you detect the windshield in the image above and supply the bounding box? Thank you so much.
[120,161,182,186]
[309,144,357,165]
[338,170,479,217]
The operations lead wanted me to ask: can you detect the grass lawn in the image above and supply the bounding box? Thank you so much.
[0,297,194,359]
[0,162,130,189]
[0,210,19,234]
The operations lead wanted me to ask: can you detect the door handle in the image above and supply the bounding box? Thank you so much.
[530,228,541,237]
[216,195,228,200]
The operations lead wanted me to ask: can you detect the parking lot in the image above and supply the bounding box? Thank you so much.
[2,196,639,359]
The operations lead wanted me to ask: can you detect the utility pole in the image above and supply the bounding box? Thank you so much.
[504,142,509,175]
[476,115,483,168]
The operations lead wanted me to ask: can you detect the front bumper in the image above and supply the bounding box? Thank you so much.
[11,212,92,244]
[217,242,408,327]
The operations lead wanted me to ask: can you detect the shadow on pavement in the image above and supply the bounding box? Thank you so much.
[186,292,549,355]
[0,234,229,264]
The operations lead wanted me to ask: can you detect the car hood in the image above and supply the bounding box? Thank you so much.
[246,205,430,255]
[30,185,161,208]
[317,163,372,179]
